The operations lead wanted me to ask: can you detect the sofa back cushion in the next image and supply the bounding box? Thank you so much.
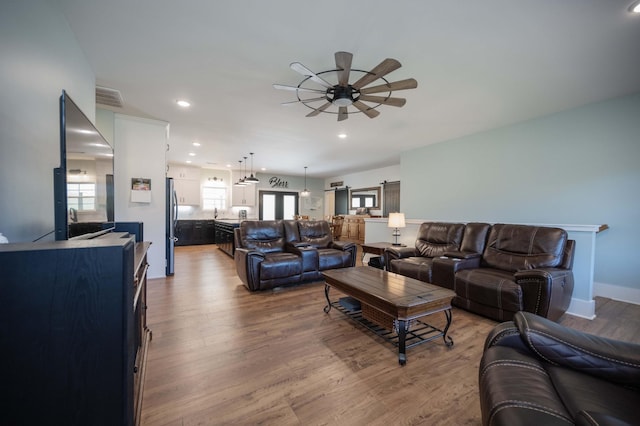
[296,220,333,248]
[415,222,465,257]
[482,224,567,272]
[238,220,286,253]
[460,222,491,253]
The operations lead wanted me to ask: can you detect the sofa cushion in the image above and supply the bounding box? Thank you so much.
[455,268,523,313]
[482,224,567,273]
[415,222,465,257]
[317,248,351,270]
[389,257,434,282]
[260,252,302,279]
[297,220,333,248]
[239,220,286,253]
[460,222,491,253]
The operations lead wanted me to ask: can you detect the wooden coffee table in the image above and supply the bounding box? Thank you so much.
[323,266,455,365]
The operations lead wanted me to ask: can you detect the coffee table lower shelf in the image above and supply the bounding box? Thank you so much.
[326,299,453,365]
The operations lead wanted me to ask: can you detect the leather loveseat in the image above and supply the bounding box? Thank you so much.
[480,311,640,426]
[234,220,356,291]
[387,222,575,321]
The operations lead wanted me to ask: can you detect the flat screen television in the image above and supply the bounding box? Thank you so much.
[54,90,115,240]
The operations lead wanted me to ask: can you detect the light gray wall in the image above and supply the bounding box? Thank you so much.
[0,0,95,242]
[401,92,640,291]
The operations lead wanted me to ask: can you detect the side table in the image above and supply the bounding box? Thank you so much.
[361,241,406,269]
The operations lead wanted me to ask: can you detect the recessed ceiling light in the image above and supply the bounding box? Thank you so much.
[261,167,267,171]
[186,160,192,164]
[630,0,640,12]
[338,133,347,139]
[176,100,191,107]
[188,152,196,157]
[192,142,201,147]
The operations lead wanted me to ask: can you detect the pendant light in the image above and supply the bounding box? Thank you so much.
[245,152,260,183]
[234,159,247,186]
[301,166,310,197]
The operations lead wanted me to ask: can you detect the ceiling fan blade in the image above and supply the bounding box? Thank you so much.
[290,62,333,89]
[358,94,406,107]
[281,96,326,106]
[335,51,353,87]
[351,58,402,90]
[273,84,327,94]
[352,101,380,118]
[359,78,418,94]
[306,102,332,117]
[337,106,348,121]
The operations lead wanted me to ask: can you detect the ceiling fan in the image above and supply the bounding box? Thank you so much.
[274,51,418,121]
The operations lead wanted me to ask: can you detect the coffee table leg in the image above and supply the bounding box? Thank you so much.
[323,284,332,313]
[396,319,407,365]
[442,309,454,347]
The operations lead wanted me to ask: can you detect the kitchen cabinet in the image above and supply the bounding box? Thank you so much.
[175,220,215,246]
[215,221,239,256]
[168,164,201,206]
[232,182,256,206]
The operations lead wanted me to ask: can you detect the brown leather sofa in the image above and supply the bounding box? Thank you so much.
[234,220,356,291]
[387,223,575,321]
[480,311,640,426]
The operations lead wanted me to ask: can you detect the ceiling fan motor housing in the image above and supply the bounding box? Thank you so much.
[330,85,358,106]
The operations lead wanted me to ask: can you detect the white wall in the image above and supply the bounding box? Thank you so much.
[400,92,640,303]
[0,0,95,242]
[113,114,169,279]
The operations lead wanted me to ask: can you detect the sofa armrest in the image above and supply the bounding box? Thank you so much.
[330,240,355,251]
[514,311,640,388]
[286,244,319,272]
[515,268,574,319]
[234,248,265,291]
[330,240,357,266]
[385,246,418,260]
[443,251,482,260]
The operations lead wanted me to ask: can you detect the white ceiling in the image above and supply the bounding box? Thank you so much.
[56,0,640,178]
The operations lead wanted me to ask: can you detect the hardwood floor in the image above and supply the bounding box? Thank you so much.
[141,245,640,425]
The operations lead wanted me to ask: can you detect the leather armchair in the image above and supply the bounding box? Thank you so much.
[385,222,466,282]
[452,224,575,321]
[386,222,490,287]
[480,311,640,426]
[234,220,302,291]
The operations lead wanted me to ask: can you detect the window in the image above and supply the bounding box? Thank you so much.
[202,186,226,210]
[67,183,96,211]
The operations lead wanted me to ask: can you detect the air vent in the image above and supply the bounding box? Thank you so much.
[96,86,124,108]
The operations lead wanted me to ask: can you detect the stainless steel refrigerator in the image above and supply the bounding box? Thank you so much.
[166,177,178,275]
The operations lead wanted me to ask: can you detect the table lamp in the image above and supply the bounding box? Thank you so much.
[388,212,406,246]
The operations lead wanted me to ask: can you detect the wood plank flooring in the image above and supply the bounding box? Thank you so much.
[141,245,640,425]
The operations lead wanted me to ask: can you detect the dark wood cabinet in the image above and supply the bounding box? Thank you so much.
[215,221,239,257]
[0,233,151,426]
[176,220,216,246]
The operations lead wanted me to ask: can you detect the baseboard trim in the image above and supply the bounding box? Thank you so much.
[594,281,640,305]
[566,298,596,320]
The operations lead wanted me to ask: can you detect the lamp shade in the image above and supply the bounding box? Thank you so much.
[388,212,406,228]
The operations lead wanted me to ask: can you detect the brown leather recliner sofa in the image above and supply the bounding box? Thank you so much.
[234,220,356,291]
[386,222,575,321]
[480,311,640,426]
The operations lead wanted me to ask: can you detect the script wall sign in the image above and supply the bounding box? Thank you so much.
[269,177,289,188]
